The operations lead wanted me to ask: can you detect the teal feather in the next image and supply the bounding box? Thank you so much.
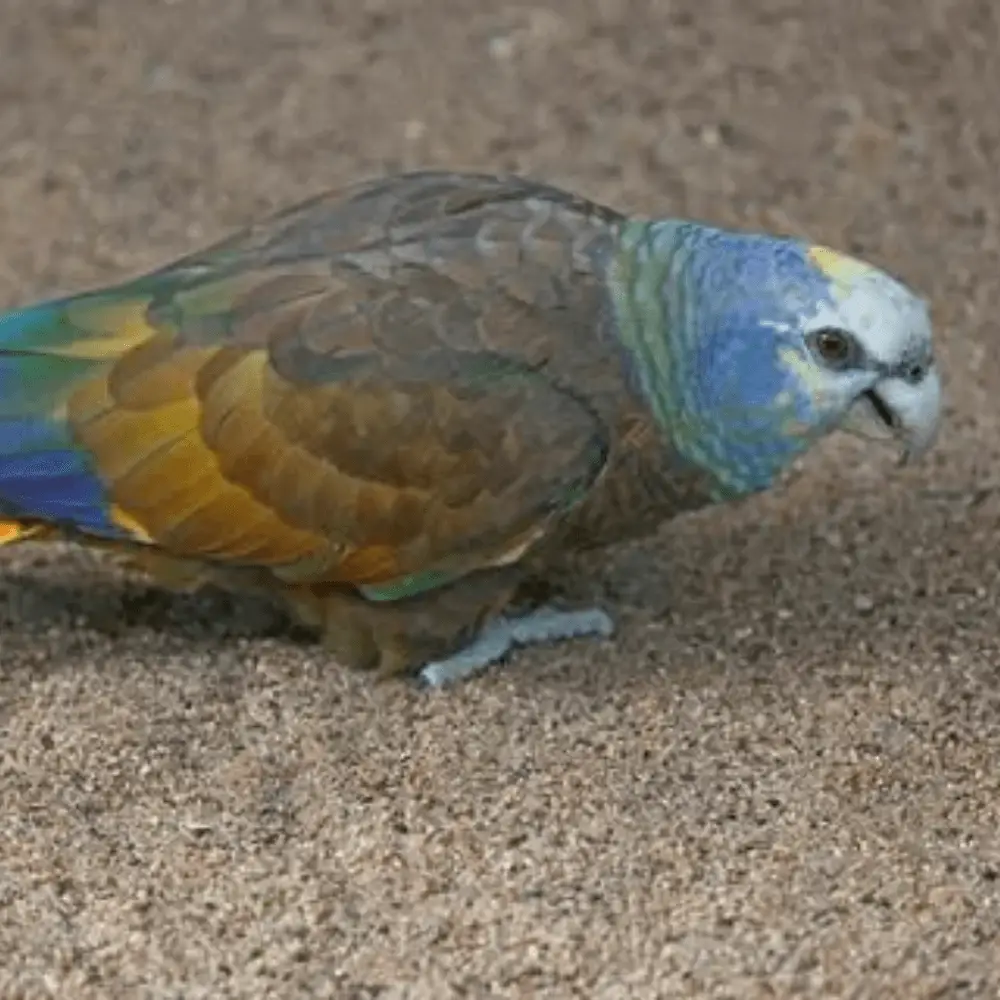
[0,297,131,535]
[607,220,840,499]
[359,568,462,603]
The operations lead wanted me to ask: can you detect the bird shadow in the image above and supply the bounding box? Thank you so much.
[0,566,316,668]
[0,457,989,696]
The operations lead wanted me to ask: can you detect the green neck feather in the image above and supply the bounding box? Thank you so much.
[604,219,812,502]
[605,220,742,500]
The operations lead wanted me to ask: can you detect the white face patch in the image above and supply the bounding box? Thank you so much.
[796,244,942,460]
[804,246,933,368]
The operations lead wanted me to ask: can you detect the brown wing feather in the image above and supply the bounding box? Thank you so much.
[68,172,621,591]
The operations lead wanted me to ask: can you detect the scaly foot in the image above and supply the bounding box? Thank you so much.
[417,605,615,688]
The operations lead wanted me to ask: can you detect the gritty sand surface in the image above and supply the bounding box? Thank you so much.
[1,1,1000,997]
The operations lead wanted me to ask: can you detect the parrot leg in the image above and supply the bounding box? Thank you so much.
[283,567,527,679]
[277,568,614,685]
[417,605,615,688]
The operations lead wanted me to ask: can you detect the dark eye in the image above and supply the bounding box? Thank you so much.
[809,327,858,369]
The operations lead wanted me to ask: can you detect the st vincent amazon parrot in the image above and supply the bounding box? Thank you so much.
[0,171,942,685]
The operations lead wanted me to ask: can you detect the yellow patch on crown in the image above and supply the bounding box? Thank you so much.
[807,245,876,293]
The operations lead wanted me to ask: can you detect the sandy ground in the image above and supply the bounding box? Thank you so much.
[1,0,999,997]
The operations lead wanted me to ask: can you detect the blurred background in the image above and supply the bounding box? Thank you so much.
[2,1,999,997]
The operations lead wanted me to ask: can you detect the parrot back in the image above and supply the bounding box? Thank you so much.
[0,172,634,593]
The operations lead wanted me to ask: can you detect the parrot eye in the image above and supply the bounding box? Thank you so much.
[809,327,859,370]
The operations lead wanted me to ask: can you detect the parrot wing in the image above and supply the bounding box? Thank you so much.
[0,172,615,601]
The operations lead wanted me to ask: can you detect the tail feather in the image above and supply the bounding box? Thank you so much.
[0,291,156,538]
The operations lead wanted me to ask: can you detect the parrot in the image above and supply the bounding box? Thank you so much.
[0,170,942,686]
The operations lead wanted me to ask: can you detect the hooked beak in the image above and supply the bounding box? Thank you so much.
[841,366,943,465]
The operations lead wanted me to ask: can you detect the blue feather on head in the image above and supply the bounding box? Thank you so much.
[608,218,941,499]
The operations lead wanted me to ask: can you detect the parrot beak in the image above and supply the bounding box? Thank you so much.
[841,366,943,465]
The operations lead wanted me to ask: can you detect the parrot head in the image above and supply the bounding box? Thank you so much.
[611,220,943,497]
